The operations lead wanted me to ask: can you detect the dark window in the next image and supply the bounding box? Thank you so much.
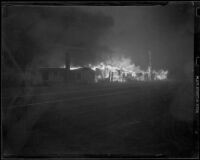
[43,71,49,80]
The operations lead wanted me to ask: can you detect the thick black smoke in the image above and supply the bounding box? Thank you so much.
[2,6,114,68]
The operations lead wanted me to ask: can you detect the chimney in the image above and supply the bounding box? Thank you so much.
[65,52,70,71]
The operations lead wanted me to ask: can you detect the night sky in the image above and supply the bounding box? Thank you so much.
[2,2,194,80]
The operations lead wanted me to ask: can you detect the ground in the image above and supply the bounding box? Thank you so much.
[2,80,195,158]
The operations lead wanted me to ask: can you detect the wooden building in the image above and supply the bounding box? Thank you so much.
[70,67,95,84]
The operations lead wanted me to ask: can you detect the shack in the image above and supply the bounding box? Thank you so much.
[70,67,95,84]
[39,68,69,84]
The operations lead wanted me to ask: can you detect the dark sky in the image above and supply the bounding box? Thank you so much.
[3,2,194,80]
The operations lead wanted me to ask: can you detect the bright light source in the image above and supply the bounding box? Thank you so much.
[59,56,168,82]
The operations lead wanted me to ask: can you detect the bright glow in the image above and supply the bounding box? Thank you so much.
[60,64,66,68]
[70,66,82,70]
[153,70,168,80]
[59,64,82,70]
[60,56,168,82]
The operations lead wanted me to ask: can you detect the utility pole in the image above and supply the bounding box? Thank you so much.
[148,50,152,81]
[65,52,71,83]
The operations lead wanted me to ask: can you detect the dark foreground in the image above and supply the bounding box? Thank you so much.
[2,80,195,158]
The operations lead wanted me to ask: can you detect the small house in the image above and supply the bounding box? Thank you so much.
[70,67,95,84]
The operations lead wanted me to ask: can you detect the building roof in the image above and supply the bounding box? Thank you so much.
[71,67,95,73]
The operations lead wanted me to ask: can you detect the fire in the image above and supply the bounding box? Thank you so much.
[60,64,66,68]
[60,56,168,82]
[70,66,82,70]
[88,58,141,82]
[60,64,81,70]
[153,70,168,80]
[88,57,168,82]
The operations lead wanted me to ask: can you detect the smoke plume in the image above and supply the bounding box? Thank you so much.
[2,6,114,68]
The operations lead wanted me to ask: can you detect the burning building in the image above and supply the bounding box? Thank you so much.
[83,55,168,83]
[22,51,168,86]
